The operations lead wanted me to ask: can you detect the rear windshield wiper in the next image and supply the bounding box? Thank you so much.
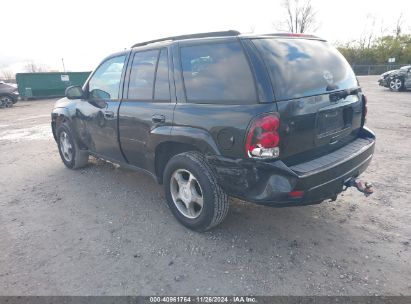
[329,88,360,102]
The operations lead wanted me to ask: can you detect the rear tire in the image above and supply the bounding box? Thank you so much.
[389,77,404,91]
[56,124,89,169]
[163,151,229,231]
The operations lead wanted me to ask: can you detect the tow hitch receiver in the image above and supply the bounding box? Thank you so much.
[343,177,374,197]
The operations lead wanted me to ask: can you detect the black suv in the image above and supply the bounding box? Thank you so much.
[51,31,375,231]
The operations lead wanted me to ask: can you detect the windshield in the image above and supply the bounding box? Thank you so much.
[252,38,358,101]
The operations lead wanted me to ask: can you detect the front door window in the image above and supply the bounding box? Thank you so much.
[88,55,126,100]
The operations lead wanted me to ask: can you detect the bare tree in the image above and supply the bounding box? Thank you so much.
[24,61,49,73]
[1,70,14,81]
[394,13,403,38]
[358,14,378,50]
[280,0,318,33]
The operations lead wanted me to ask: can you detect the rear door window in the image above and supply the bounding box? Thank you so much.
[252,38,358,101]
[180,41,257,104]
[154,49,170,100]
[128,50,159,100]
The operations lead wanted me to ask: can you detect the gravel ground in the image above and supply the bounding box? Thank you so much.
[0,76,410,296]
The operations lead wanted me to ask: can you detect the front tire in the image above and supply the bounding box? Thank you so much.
[389,78,404,91]
[56,124,89,169]
[163,151,229,231]
[0,95,14,107]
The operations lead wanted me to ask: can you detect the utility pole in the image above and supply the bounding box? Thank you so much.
[61,58,66,73]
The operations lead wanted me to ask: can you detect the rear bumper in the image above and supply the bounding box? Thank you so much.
[208,127,375,207]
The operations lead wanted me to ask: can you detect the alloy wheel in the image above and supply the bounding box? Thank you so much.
[170,169,204,219]
[390,78,402,90]
[0,96,12,107]
[59,131,73,162]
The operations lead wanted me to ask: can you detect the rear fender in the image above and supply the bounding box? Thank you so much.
[169,126,221,155]
[146,125,221,182]
[146,125,222,157]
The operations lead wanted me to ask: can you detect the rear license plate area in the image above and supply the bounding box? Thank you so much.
[317,107,353,137]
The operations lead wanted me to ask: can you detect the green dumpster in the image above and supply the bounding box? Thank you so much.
[16,72,91,99]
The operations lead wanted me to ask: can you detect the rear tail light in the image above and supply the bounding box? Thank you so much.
[245,114,280,158]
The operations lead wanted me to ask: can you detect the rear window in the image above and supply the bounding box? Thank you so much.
[252,38,357,101]
[180,41,257,104]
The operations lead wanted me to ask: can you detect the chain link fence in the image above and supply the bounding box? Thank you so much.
[0,79,16,84]
[352,64,410,75]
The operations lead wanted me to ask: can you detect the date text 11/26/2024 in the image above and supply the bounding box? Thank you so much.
[149,296,257,303]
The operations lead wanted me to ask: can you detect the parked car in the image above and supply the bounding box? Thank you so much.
[51,31,375,231]
[378,65,411,91]
[0,81,19,107]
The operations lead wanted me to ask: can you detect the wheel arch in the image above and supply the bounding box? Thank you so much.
[51,108,72,141]
[51,108,86,150]
[390,75,405,82]
[154,141,201,184]
[0,93,15,99]
[150,126,221,184]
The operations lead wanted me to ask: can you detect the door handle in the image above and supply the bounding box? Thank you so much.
[152,114,165,123]
[104,110,114,119]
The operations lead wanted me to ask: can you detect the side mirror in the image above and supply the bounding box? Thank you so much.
[90,89,111,100]
[65,85,84,99]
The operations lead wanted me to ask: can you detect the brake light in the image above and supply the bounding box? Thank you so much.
[245,114,280,158]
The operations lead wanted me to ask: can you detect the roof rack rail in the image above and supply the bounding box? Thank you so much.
[131,30,240,48]
[264,32,325,40]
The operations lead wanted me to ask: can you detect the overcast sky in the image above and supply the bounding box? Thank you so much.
[1,0,410,73]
